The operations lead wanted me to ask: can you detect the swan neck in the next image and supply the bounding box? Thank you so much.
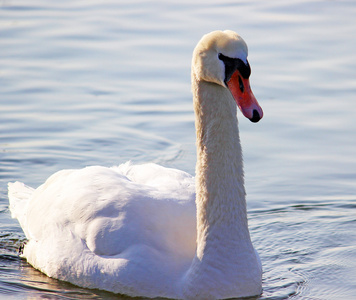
[193,76,250,256]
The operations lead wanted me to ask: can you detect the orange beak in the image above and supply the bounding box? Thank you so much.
[227,70,263,123]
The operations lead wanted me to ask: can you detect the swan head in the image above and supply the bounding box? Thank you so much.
[192,30,263,122]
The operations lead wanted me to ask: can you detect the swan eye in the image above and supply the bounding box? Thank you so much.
[238,76,244,93]
[218,53,235,84]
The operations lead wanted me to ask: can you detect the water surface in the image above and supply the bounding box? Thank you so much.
[1,0,356,299]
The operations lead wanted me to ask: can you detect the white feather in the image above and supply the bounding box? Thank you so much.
[8,30,262,299]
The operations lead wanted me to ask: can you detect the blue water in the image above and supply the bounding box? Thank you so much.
[1,0,356,299]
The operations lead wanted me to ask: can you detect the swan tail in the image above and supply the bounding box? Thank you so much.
[8,181,34,231]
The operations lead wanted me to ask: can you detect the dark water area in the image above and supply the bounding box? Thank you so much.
[1,0,356,299]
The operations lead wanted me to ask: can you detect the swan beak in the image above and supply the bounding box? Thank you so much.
[227,70,263,123]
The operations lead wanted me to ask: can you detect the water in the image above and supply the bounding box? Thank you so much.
[1,0,356,299]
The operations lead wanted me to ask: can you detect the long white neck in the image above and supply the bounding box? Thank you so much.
[182,73,258,298]
[193,73,252,256]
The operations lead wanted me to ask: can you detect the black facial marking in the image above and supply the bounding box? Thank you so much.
[218,53,251,84]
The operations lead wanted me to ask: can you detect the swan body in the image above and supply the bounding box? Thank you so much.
[8,30,263,299]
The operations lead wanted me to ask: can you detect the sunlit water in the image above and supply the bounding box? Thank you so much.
[1,0,356,299]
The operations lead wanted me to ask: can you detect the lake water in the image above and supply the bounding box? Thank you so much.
[1,0,356,299]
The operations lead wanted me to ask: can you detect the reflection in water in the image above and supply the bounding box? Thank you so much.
[0,249,128,299]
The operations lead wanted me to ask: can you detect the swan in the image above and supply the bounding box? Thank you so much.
[8,30,263,299]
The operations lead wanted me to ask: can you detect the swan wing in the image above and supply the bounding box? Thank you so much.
[9,163,196,297]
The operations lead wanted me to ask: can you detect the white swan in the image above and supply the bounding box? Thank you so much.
[8,30,263,299]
